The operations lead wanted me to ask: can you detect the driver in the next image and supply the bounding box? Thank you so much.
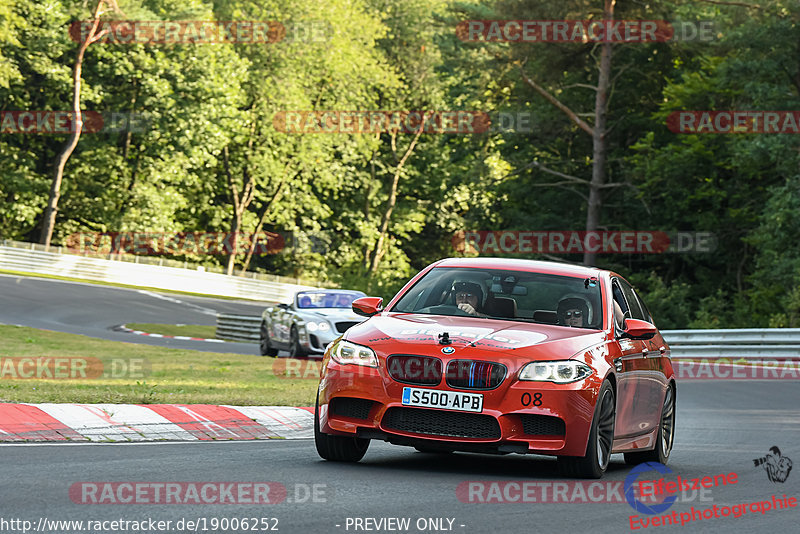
[453,281,487,317]
[557,297,590,328]
[335,294,352,307]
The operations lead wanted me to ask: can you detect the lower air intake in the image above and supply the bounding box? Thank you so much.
[330,397,375,420]
[520,414,566,436]
[382,407,501,439]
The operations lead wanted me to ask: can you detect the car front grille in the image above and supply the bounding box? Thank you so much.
[335,321,361,334]
[520,414,566,436]
[445,360,506,390]
[330,397,376,420]
[382,407,501,439]
[386,355,442,385]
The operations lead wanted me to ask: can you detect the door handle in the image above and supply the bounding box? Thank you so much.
[641,347,648,358]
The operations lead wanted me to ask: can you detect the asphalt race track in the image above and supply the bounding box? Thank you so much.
[1,381,798,534]
[0,274,269,355]
[1,274,798,533]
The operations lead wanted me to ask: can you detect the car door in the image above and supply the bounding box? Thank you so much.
[273,303,293,346]
[618,278,667,436]
[628,284,670,431]
[610,279,649,438]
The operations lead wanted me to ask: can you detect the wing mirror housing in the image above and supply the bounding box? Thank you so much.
[352,297,383,317]
[277,303,290,310]
[621,318,657,340]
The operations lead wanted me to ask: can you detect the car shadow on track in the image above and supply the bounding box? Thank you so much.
[312,445,633,480]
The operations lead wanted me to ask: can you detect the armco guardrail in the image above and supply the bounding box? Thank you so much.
[216,313,262,342]
[661,329,800,358]
[0,241,322,301]
[213,315,800,359]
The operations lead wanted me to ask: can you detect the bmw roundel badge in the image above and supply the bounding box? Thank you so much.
[441,346,455,354]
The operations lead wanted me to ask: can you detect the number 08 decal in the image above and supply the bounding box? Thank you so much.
[521,392,543,407]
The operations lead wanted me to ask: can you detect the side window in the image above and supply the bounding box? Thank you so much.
[632,287,654,325]
[618,279,646,321]
[611,281,628,330]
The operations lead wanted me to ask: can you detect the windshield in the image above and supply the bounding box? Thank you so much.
[390,267,603,329]
[296,291,361,309]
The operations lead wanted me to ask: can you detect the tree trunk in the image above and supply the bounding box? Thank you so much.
[367,122,426,279]
[583,0,614,267]
[223,118,258,275]
[40,2,109,248]
[238,174,291,274]
[222,145,254,275]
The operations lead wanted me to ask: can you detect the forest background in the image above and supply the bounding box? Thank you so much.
[1,0,798,329]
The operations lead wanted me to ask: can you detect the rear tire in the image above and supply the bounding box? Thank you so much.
[558,381,616,479]
[624,384,675,466]
[259,322,278,357]
[314,393,369,462]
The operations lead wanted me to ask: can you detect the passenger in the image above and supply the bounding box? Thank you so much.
[557,297,590,328]
[336,294,352,308]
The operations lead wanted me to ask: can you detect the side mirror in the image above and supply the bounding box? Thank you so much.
[352,296,383,317]
[277,303,290,310]
[621,318,657,340]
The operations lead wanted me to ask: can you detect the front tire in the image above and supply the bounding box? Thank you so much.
[314,393,369,462]
[289,326,306,358]
[624,384,675,466]
[558,380,616,479]
[259,322,278,357]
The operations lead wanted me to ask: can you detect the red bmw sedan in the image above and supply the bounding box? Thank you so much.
[314,258,676,478]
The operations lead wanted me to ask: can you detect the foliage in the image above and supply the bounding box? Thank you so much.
[1,0,798,327]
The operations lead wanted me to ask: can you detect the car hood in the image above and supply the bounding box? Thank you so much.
[344,312,606,360]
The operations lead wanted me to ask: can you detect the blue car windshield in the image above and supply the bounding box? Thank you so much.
[389,267,603,329]
[297,292,360,309]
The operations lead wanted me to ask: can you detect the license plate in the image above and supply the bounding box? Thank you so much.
[401,387,483,413]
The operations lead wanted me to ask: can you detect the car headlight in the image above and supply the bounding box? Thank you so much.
[330,340,377,367]
[305,321,330,332]
[519,360,593,383]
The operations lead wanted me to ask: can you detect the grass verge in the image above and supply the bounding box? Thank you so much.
[125,323,218,339]
[0,325,317,406]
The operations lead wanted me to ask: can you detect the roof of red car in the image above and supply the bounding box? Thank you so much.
[434,257,604,278]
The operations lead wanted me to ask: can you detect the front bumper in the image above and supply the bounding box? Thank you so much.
[318,359,603,457]
[298,328,340,355]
